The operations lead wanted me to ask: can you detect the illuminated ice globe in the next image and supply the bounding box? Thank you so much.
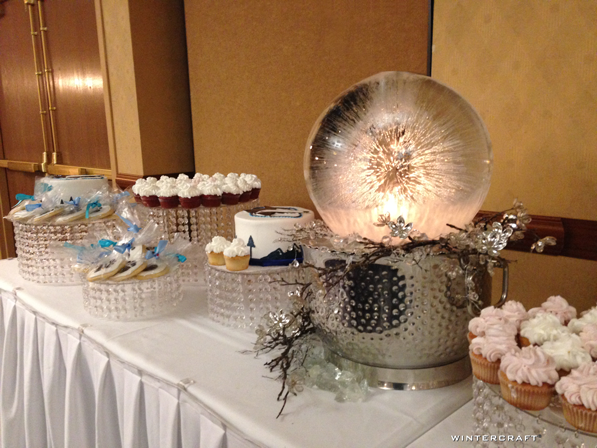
[304,71,492,242]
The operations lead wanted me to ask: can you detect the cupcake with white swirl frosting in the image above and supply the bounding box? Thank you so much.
[556,362,597,432]
[499,346,558,410]
[223,238,250,271]
[541,334,592,376]
[519,313,571,347]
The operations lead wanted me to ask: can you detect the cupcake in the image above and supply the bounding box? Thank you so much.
[528,295,577,325]
[468,306,514,343]
[542,334,593,376]
[193,173,210,184]
[205,236,230,266]
[237,178,252,203]
[469,333,519,384]
[178,183,202,209]
[223,238,250,271]
[568,307,597,334]
[221,180,243,205]
[580,324,597,360]
[200,182,223,207]
[139,183,160,207]
[242,173,261,199]
[131,179,146,203]
[499,346,558,410]
[519,313,571,347]
[501,300,529,330]
[158,183,179,209]
[556,362,597,432]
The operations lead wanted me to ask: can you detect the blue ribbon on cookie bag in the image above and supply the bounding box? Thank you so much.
[85,200,102,219]
[15,194,35,206]
[114,238,135,254]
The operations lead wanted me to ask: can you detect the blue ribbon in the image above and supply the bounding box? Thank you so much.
[114,238,135,254]
[66,197,81,207]
[145,240,168,260]
[175,254,187,263]
[25,203,42,212]
[116,214,141,233]
[85,201,101,219]
[114,191,130,201]
[15,194,35,206]
[98,239,117,248]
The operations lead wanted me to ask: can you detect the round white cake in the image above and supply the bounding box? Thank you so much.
[36,175,109,201]
[234,206,314,266]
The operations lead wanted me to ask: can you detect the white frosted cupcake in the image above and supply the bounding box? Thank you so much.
[205,236,230,266]
[568,307,597,334]
[519,313,571,347]
[499,346,558,410]
[528,295,577,325]
[541,334,592,376]
[223,238,250,271]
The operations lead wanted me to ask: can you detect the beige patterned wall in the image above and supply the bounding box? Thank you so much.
[432,0,597,310]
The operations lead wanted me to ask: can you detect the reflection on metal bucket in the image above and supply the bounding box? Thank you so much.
[304,246,505,388]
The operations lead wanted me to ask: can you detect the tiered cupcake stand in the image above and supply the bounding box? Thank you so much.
[473,378,597,448]
[13,219,118,284]
[136,200,259,283]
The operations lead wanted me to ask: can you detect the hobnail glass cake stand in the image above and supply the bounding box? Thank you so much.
[205,263,305,331]
[13,219,118,284]
[472,378,597,448]
[82,271,182,320]
[136,200,259,283]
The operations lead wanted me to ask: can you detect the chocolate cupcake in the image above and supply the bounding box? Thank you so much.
[179,183,202,209]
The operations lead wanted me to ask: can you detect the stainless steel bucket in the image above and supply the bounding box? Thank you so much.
[303,246,508,389]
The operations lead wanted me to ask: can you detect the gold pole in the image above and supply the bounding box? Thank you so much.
[25,0,50,173]
[36,0,59,165]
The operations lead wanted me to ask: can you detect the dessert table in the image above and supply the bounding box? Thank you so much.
[0,258,473,448]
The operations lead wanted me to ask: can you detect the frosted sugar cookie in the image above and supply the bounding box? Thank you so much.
[86,257,127,282]
[31,207,65,223]
[110,259,148,281]
[136,261,170,280]
[55,209,86,224]
[87,204,115,220]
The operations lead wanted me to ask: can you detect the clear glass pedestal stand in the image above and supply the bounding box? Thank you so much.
[473,378,597,448]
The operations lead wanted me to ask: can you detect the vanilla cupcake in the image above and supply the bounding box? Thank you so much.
[580,324,597,360]
[205,236,230,266]
[501,300,529,330]
[499,346,558,410]
[541,334,592,377]
[556,362,597,432]
[468,306,514,343]
[519,313,571,347]
[528,295,577,325]
[568,307,597,334]
[469,333,519,384]
[223,238,250,271]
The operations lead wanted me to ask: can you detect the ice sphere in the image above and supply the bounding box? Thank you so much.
[304,72,492,241]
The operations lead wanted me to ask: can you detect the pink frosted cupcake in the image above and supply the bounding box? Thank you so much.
[501,300,529,331]
[499,346,558,410]
[580,324,597,361]
[468,306,515,343]
[556,362,597,432]
[470,333,519,384]
[528,295,577,325]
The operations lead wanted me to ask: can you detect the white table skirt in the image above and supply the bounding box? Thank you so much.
[0,258,472,448]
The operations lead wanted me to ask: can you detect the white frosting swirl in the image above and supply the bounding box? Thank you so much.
[580,324,597,358]
[132,178,146,194]
[211,173,226,181]
[177,173,190,182]
[200,183,223,196]
[193,173,210,184]
[158,184,179,197]
[221,181,243,195]
[501,301,529,330]
[178,183,201,198]
[520,313,571,345]
[156,176,176,188]
[236,178,251,192]
[528,295,577,325]
[568,307,597,333]
[205,236,230,254]
[500,346,559,386]
[145,177,158,184]
[251,178,261,188]
[556,363,597,410]
[223,238,250,257]
[541,334,592,371]
[139,184,160,196]
[226,173,239,180]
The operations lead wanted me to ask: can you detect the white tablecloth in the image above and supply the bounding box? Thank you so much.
[0,258,472,448]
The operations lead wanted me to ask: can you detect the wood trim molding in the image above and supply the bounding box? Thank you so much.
[477,211,597,262]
